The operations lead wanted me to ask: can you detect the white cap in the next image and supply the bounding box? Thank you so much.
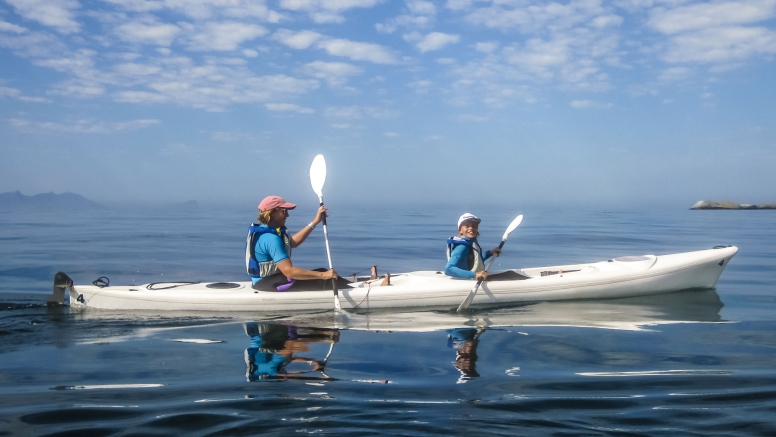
[457,213,481,229]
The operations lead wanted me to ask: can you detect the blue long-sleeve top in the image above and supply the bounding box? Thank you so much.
[444,239,494,279]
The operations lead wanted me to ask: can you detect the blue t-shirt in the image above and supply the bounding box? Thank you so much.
[252,226,290,285]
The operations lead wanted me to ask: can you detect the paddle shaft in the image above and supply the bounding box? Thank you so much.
[457,240,506,312]
[318,197,340,307]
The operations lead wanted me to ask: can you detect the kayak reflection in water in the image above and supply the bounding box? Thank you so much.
[244,322,340,381]
[247,195,389,292]
[447,327,486,383]
[445,213,503,281]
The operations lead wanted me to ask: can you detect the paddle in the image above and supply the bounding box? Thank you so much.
[310,154,341,310]
[456,214,524,312]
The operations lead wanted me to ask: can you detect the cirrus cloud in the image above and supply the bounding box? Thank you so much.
[409,31,460,53]
[570,99,613,109]
[184,22,268,51]
[4,0,81,34]
[278,0,384,23]
[8,117,160,133]
[265,102,315,113]
[116,20,181,46]
[304,60,363,86]
[274,29,399,64]
[648,0,776,35]
[662,26,776,63]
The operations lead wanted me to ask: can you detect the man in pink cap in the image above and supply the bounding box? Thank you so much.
[246,195,339,291]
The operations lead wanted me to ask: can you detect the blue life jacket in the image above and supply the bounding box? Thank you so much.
[246,224,291,279]
[446,236,485,272]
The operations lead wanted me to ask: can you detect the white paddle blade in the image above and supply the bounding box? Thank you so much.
[501,214,524,240]
[310,154,327,197]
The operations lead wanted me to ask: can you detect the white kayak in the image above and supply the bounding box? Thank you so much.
[52,246,737,312]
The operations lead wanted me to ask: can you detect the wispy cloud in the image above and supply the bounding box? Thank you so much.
[407,79,432,93]
[265,102,315,113]
[8,117,160,133]
[278,0,384,23]
[0,86,49,102]
[272,29,324,49]
[0,20,27,33]
[183,22,268,51]
[474,41,498,53]
[115,20,181,46]
[2,27,321,110]
[274,29,400,64]
[376,0,436,33]
[569,100,613,109]
[647,0,776,66]
[317,38,399,64]
[662,26,776,63]
[4,0,81,34]
[304,60,363,86]
[0,28,68,58]
[454,0,611,33]
[115,18,270,51]
[404,31,460,52]
[658,66,694,82]
[104,0,283,22]
[648,0,776,35]
[325,105,400,118]
[160,142,195,156]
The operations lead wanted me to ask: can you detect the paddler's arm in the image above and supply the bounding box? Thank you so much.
[444,245,477,279]
[290,205,327,248]
[276,259,337,280]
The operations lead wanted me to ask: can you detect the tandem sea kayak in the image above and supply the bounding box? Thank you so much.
[49,246,738,312]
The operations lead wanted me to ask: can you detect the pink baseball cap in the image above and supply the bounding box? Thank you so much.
[258,196,297,212]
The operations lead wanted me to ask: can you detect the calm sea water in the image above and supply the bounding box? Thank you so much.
[1,206,775,436]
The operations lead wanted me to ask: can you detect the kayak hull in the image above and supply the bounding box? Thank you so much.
[64,246,737,312]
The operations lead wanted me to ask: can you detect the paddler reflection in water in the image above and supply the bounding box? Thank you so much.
[445,213,503,281]
[447,327,485,383]
[244,322,339,381]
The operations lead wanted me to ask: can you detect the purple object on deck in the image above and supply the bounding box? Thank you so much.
[276,278,296,292]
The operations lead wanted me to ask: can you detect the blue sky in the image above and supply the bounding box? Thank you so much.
[1,0,775,209]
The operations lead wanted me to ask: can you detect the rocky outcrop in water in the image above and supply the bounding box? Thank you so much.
[692,200,776,210]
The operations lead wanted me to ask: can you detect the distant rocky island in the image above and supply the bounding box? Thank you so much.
[0,191,106,211]
[692,200,776,210]
[1,191,202,212]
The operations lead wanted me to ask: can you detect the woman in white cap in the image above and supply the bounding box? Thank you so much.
[444,213,502,280]
[247,195,341,291]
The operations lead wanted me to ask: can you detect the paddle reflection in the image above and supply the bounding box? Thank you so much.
[244,322,339,382]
